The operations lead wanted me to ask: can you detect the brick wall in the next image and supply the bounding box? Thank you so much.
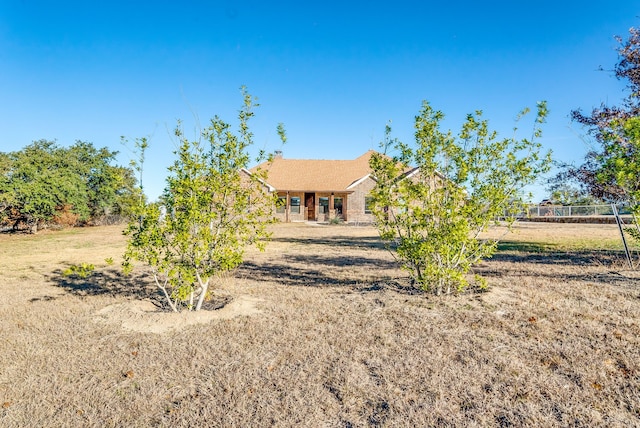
[346,177,376,224]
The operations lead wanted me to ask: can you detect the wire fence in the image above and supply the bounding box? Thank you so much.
[524,204,633,218]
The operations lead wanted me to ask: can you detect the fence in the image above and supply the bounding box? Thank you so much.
[525,204,632,218]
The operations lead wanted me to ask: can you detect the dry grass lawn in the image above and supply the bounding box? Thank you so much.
[0,222,638,427]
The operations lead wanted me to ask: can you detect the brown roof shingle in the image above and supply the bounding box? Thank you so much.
[251,150,377,192]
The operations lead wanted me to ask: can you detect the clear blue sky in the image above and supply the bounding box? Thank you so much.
[1,1,638,201]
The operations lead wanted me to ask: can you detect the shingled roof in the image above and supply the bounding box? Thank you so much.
[251,150,378,192]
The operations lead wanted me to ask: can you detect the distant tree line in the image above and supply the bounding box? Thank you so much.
[0,140,140,233]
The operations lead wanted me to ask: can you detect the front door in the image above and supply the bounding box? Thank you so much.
[305,193,315,221]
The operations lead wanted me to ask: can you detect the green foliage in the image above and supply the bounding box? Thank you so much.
[62,262,95,279]
[0,140,138,232]
[613,116,640,242]
[369,101,551,295]
[545,179,601,206]
[609,117,640,209]
[123,88,284,312]
[569,27,640,252]
[556,28,640,268]
[570,27,640,205]
[329,216,343,225]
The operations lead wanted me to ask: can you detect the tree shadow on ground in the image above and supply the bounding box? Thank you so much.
[239,235,422,294]
[236,259,421,295]
[489,249,621,266]
[46,264,162,305]
[497,241,557,253]
[47,265,236,311]
[282,254,397,269]
[477,264,640,289]
[271,235,386,250]
[477,249,640,288]
[495,241,638,266]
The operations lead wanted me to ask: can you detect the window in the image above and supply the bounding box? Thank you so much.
[276,196,286,214]
[365,196,374,214]
[334,197,343,215]
[318,197,329,214]
[290,196,301,214]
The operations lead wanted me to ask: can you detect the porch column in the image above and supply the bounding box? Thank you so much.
[286,191,290,223]
[343,196,348,222]
[329,193,335,219]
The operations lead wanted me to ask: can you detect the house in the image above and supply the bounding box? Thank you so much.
[251,150,408,223]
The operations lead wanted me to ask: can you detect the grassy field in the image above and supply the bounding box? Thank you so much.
[0,222,638,427]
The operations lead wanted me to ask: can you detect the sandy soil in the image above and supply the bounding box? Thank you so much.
[93,296,263,334]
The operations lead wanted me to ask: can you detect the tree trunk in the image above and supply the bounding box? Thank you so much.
[195,273,209,311]
[155,274,178,312]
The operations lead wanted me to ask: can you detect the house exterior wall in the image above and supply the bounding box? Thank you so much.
[266,173,442,224]
[273,191,365,223]
[271,178,378,224]
[238,168,277,218]
[274,191,306,222]
[315,192,332,222]
[313,192,348,222]
[345,176,376,224]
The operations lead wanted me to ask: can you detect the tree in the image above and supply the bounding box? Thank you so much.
[545,169,600,206]
[369,101,551,295]
[569,27,640,206]
[123,89,284,312]
[69,141,140,219]
[0,151,15,223]
[0,140,138,232]
[0,141,88,231]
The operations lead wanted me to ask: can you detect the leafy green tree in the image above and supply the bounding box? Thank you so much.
[569,27,640,205]
[545,173,600,206]
[0,151,14,223]
[369,101,551,295]
[102,171,139,219]
[0,140,87,231]
[123,89,284,312]
[69,141,139,219]
[614,116,640,210]
[606,115,640,241]
[0,140,138,232]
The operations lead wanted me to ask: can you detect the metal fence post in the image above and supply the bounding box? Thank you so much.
[612,203,633,269]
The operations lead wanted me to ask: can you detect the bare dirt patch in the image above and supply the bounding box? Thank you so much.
[94,296,263,334]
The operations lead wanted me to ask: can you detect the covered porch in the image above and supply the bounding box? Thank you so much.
[275,191,350,222]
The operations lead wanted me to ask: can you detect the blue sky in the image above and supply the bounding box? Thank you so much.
[1,1,639,201]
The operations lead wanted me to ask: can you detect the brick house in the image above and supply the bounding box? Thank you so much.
[251,150,409,223]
